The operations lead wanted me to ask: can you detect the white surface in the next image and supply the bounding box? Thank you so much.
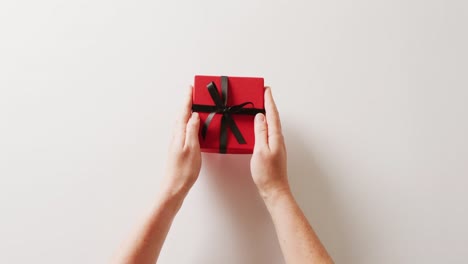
[1,0,467,263]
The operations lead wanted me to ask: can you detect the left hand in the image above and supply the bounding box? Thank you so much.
[163,86,201,195]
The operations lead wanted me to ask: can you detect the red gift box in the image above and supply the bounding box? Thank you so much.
[192,75,265,154]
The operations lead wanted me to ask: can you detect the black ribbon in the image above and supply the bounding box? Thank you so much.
[192,76,265,153]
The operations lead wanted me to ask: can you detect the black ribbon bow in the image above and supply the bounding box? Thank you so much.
[192,76,265,153]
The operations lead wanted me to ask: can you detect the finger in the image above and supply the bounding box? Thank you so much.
[185,112,201,149]
[264,87,284,151]
[253,113,269,152]
[264,87,282,137]
[173,86,194,148]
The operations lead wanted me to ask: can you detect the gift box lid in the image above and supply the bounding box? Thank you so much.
[193,75,265,154]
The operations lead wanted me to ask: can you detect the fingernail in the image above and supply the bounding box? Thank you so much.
[255,113,265,123]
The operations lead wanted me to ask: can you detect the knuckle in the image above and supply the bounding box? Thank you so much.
[179,146,191,156]
[270,147,280,156]
[255,123,266,132]
[257,148,271,159]
[270,133,284,142]
[270,147,281,157]
[271,149,283,159]
[187,120,198,130]
[270,145,285,159]
[187,141,198,150]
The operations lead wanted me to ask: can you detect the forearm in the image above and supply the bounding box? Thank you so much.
[264,188,333,264]
[114,87,201,263]
[116,188,187,264]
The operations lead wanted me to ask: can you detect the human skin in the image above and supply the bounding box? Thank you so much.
[114,86,333,264]
[251,87,333,263]
[114,87,201,264]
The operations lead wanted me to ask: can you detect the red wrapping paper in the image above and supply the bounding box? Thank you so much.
[193,75,265,154]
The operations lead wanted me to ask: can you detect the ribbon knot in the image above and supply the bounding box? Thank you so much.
[219,106,230,114]
[192,76,265,153]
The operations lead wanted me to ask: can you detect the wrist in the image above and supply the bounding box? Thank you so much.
[157,183,189,213]
[160,175,193,202]
[161,182,190,199]
[258,181,291,202]
[162,171,196,195]
[260,184,295,215]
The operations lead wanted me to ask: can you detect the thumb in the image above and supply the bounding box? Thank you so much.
[185,112,201,148]
[253,113,268,152]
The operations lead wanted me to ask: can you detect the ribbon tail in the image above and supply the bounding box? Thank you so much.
[225,114,247,144]
[201,112,217,139]
[220,114,228,153]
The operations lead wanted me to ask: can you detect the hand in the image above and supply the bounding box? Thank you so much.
[163,87,201,196]
[115,89,200,264]
[250,87,290,199]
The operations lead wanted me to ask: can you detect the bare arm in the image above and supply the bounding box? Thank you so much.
[250,87,333,263]
[115,87,201,264]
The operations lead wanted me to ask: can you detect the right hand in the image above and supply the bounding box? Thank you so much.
[250,87,290,199]
[163,87,201,197]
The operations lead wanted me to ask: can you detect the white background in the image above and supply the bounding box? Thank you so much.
[1,0,467,263]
